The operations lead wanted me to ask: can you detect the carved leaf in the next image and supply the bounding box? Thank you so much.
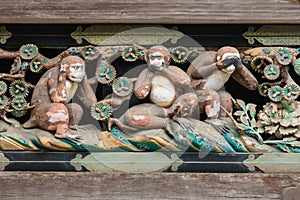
[250,118,257,128]
[234,110,245,116]
[236,99,246,110]
[257,127,265,134]
[236,123,249,130]
[276,143,291,152]
[246,103,257,118]
[289,141,300,148]
[240,115,250,126]
[283,136,297,142]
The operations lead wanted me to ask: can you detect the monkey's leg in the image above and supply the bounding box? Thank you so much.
[169,93,199,118]
[134,69,154,99]
[30,103,70,138]
[66,103,83,126]
[218,91,233,117]
[123,104,168,130]
[195,89,220,119]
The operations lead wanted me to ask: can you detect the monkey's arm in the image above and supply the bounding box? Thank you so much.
[188,51,235,79]
[232,62,258,91]
[47,66,70,104]
[77,75,97,108]
[134,68,154,99]
[48,74,68,104]
[48,78,57,101]
[187,52,219,79]
[162,65,194,94]
[163,66,191,86]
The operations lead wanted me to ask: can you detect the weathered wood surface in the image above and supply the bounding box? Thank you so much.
[0,172,298,199]
[0,0,300,24]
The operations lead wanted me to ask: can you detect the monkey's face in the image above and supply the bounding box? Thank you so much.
[67,63,85,83]
[61,56,86,83]
[148,51,167,72]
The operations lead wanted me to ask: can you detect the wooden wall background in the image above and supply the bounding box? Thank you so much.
[0,0,299,24]
[1,0,300,199]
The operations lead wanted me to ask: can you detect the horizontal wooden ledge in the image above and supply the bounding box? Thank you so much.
[1,18,300,24]
[1,0,300,24]
[0,172,299,199]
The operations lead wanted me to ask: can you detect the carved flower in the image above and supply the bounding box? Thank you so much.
[257,101,300,138]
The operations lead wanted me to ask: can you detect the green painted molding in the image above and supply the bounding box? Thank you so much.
[0,153,9,171]
[71,152,183,172]
[243,153,300,173]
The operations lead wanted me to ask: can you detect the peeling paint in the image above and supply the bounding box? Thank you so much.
[48,111,68,123]
[49,88,56,94]
[206,101,220,118]
[132,115,146,121]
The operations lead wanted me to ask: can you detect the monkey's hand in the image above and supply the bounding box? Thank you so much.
[167,104,181,119]
[216,56,240,69]
[233,58,243,70]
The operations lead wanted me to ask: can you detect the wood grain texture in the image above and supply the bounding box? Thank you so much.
[0,172,298,199]
[0,0,300,24]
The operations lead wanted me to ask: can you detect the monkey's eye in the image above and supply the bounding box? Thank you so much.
[156,56,162,60]
[71,65,81,70]
[149,55,155,60]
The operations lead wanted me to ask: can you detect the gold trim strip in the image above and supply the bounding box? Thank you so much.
[70,25,183,45]
[0,26,12,44]
[243,25,300,45]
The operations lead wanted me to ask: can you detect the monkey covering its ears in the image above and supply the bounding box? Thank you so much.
[23,56,97,139]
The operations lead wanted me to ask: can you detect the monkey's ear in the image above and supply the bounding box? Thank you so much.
[167,55,171,64]
[163,50,171,65]
[60,64,68,73]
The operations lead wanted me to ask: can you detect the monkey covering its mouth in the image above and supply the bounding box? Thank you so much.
[148,51,166,72]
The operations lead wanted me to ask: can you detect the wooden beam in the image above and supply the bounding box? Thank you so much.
[0,172,299,199]
[0,0,300,24]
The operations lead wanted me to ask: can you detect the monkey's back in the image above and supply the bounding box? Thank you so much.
[31,67,60,106]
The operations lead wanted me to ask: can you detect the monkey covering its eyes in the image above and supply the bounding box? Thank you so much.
[187,46,258,119]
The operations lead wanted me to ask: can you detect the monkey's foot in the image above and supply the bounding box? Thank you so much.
[64,133,83,143]
[54,124,69,138]
[68,124,78,130]
[54,131,83,144]
[108,118,138,132]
